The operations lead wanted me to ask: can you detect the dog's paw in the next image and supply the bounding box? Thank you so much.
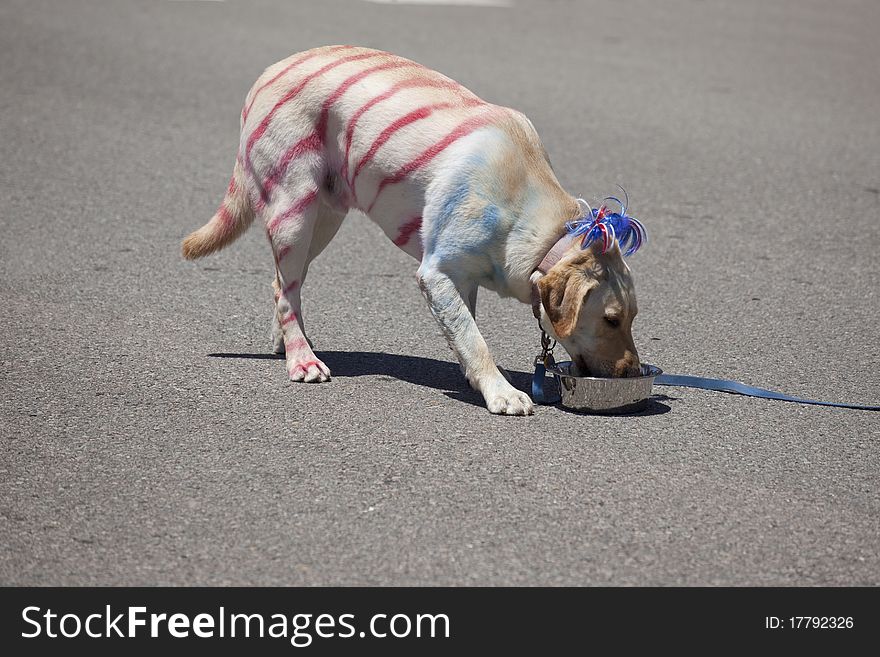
[288,358,331,383]
[484,381,534,416]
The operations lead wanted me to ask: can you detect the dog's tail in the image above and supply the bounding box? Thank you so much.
[182,158,255,260]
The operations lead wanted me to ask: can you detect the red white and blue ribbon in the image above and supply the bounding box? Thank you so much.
[565,187,647,257]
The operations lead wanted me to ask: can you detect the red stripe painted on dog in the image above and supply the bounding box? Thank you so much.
[366,111,496,212]
[245,51,385,168]
[340,76,480,183]
[217,205,235,231]
[266,189,319,235]
[262,132,323,199]
[350,99,483,191]
[314,59,415,140]
[289,361,319,374]
[393,216,423,247]
[351,103,447,188]
[263,60,416,201]
[242,45,354,121]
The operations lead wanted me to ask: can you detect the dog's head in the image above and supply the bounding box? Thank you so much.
[537,238,640,377]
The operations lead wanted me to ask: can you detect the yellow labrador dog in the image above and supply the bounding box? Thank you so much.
[182,46,644,415]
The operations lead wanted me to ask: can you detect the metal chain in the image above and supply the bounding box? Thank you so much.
[536,319,557,367]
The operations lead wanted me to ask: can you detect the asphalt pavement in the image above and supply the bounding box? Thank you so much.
[1,0,878,585]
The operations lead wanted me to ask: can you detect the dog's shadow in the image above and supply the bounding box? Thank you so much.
[208,350,672,415]
[209,350,489,407]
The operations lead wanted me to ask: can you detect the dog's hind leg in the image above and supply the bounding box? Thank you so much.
[271,201,346,354]
[266,183,336,383]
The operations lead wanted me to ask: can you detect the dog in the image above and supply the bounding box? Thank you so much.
[182,46,640,415]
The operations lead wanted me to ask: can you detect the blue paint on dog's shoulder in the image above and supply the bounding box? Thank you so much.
[481,203,500,228]
[425,152,511,271]
[426,161,477,251]
[440,178,471,224]
[453,203,502,257]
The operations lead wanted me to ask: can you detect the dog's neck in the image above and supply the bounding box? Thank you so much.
[529,233,576,319]
[518,188,582,318]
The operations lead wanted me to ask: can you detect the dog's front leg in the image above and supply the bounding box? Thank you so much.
[417,264,533,415]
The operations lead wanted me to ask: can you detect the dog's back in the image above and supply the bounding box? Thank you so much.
[246,47,501,219]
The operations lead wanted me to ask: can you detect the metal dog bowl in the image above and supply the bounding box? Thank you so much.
[549,361,663,414]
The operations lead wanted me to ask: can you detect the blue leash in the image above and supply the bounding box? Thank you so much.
[532,366,880,411]
[653,374,880,411]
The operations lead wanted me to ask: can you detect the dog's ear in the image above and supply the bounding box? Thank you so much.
[538,259,599,339]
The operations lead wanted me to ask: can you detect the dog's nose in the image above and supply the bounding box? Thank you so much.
[573,356,591,377]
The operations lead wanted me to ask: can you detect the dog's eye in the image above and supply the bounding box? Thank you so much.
[604,316,621,328]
